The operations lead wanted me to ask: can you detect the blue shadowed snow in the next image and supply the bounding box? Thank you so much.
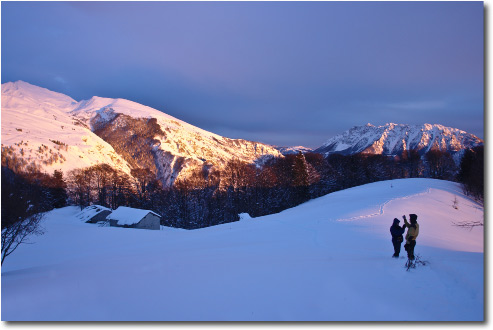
[1,178,483,321]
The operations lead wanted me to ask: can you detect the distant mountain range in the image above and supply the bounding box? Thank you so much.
[314,123,483,163]
[1,81,483,186]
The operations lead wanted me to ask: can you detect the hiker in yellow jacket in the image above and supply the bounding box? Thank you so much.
[403,214,419,260]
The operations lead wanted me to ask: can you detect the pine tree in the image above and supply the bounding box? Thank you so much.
[52,170,68,208]
[292,152,309,187]
[458,146,483,201]
[291,152,310,204]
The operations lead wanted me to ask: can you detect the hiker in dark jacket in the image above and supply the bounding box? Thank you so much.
[390,218,406,258]
[403,214,419,260]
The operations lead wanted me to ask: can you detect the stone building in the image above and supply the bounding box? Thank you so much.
[107,206,161,230]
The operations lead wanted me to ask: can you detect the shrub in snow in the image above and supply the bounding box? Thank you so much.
[238,213,252,221]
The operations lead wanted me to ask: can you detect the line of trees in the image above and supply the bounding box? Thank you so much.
[1,145,483,265]
[2,146,483,237]
[53,148,478,229]
[152,148,462,229]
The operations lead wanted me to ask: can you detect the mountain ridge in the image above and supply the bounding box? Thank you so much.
[1,81,282,186]
[2,81,483,185]
[314,122,483,162]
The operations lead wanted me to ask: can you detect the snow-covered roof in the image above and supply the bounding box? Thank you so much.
[106,206,161,226]
[75,205,111,222]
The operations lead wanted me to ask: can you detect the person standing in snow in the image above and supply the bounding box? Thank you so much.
[403,214,419,260]
[390,218,406,258]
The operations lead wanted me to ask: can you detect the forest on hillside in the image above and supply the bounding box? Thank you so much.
[1,146,483,231]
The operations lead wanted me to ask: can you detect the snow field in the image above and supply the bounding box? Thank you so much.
[1,178,483,321]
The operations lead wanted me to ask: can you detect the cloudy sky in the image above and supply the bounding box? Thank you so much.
[1,1,484,148]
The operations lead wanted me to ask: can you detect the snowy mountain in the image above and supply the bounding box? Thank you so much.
[1,81,282,186]
[1,81,133,175]
[314,123,483,161]
[1,178,483,321]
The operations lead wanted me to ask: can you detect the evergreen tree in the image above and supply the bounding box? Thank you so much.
[291,152,309,187]
[291,152,310,204]
[458,146,483,201]
[51,170,68,208]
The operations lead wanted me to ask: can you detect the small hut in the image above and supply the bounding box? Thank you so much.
[75,205,112,224]
[107,206,161,230]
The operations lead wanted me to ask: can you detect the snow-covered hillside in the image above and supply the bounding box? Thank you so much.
[315,123,483,162]
[70,93,282,186]
[1,81,133,175]
[1,81,282,185]
[1,178,483,321]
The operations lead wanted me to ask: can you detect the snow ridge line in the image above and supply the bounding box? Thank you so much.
[335,188,432,222]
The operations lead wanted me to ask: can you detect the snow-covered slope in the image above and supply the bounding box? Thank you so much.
[1,81,282,185]
[69,93,282,186]
[315,123,483,161]
[1,81,133,175]
[1,178,483,321]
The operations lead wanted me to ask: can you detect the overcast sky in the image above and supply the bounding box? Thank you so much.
[1,1,484,148]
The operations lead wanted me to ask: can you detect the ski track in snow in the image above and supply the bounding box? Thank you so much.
[336,188,432,222]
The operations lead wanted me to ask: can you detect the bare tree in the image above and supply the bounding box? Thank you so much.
[131,167,155,204]
[424,149,456,179]
[1,166,46,265]
[2,213,44,266]
[452,196,459,210]
[68,168,92,210]
[90,164,114,207]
